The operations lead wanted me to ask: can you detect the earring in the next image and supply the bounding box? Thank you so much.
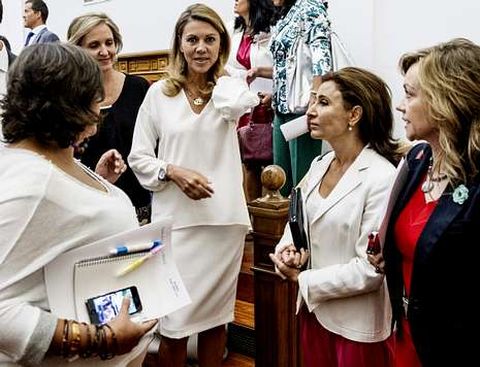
[348,124,353,131]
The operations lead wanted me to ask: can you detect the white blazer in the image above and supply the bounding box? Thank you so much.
[276,146,395,343]
[226,23,273,95]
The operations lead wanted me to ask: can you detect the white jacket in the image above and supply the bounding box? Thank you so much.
[276,146,395,342]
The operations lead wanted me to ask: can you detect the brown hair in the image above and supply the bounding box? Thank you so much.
[1,43,103,147]
[322,67,403,165]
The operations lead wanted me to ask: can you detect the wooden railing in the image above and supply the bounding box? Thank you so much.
[248,166,303,367]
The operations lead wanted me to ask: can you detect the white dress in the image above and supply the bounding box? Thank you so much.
[129,77,258,338]
[0,148,151,366]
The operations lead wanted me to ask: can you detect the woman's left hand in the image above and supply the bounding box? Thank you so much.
[269,247,309,282]
[246,67,258,84]
[95,149,127,184]
[258,92,272,107]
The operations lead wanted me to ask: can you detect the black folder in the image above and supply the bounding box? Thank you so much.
[288,187,308,251]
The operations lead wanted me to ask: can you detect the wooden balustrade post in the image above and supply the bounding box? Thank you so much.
[248,165,302,367]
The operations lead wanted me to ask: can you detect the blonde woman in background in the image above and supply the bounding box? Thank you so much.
[68,13,152,224]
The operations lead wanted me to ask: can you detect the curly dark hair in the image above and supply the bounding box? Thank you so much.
[234,0,276,36]
[1,43,104,148]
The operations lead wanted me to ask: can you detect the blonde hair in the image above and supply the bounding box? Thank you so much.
[162,3,230,97]
[67,12,123,53]
[400,38,480,184]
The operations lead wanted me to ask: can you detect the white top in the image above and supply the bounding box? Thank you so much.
[0,148,149,366]
[226,23,273,95]
[128,77,258,229]
[276,147,395,342]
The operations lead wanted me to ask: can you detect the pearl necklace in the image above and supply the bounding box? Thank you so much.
[421,157,448,193]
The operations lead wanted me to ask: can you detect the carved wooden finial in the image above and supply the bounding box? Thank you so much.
[250,165,289,209]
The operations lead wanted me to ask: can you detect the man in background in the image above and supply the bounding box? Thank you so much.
[23,0,59,47]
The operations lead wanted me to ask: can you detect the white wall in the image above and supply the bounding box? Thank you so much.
[3,0,235,54]
[2,0,480,137]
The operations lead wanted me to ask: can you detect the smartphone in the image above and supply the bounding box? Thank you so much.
[85,285,142,324]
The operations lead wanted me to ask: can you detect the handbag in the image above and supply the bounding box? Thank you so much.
[237,104,273,164]
[330,31,355,70]
[285,29,312,114]
[288,187,308,251]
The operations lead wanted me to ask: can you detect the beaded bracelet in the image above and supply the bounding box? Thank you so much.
[103,323,118,357]
[98,325,114,360]
[79,322,93,358]
[93,324,102,357]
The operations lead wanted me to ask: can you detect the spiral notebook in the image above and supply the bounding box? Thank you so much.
[73,249,189,323]
[45,217,191,322]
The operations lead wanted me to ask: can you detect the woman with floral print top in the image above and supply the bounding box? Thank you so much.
[269,0,332,196]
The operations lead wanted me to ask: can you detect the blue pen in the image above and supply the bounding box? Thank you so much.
[110,240,162,255]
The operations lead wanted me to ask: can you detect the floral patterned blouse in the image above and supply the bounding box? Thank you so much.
[269,0,332,114]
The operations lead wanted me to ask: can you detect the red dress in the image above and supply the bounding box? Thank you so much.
[392,178,438,367]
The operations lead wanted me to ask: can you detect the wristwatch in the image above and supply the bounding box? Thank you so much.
[157,163,170,182]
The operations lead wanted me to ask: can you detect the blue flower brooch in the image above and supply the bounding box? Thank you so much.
[452,184,469,205]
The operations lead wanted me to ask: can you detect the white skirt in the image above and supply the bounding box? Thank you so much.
[159,224,248,338]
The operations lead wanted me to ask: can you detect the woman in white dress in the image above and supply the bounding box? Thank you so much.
[0,43,156,366]
[128,4,258,367]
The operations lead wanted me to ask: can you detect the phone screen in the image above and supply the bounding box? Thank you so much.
[86,286,142,324]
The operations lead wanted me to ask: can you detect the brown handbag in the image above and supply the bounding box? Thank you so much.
[237,104,273,164]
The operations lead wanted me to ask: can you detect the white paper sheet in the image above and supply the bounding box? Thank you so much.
[45,217,191,322]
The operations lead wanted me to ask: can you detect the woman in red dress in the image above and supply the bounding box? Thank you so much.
[368,38,480,367]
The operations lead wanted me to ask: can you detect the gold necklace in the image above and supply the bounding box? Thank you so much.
[421,157,448,193]
[185,88,210,106]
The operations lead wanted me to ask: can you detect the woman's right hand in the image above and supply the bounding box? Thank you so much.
[367,253,385,274]
[108,298,157,355]
[168,165,214,200]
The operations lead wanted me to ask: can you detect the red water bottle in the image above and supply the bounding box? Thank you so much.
[366,231,381,255]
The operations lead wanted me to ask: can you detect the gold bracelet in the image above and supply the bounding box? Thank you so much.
[68,321,81,358]
[61,319,69,358]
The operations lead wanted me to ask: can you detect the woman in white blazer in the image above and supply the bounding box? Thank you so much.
[271,67,404,367]
[226,0,276,201]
